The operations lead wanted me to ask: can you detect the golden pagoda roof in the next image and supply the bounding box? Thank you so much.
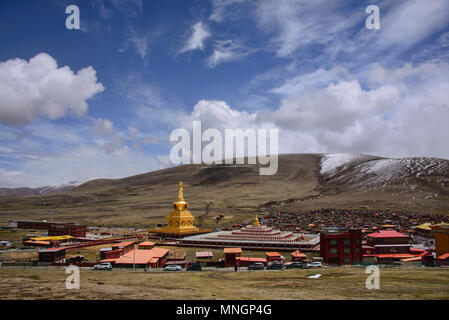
[416,222,432,231]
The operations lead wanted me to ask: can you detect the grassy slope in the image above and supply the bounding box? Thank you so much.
[0,267,448,300]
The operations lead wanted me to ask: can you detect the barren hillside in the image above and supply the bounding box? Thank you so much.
[0,154,448,228]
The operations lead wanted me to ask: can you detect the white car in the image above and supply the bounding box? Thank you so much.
[93,262,112,270]
[307,262,323,268]
[164,265,182,271]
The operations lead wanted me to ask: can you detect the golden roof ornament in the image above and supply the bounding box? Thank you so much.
[253,214,260,227]
[178,181,184,201]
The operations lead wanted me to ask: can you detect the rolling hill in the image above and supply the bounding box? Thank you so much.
[0,153,448,228]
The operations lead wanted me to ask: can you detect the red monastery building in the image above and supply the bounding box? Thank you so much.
[366,229,411,255]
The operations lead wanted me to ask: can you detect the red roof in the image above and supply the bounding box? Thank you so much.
[291,250,307,258]
[438,253,449,260]
[376,253,415,259]
[237,257,267,263]
[223,248,242,254]
[266,252,281,257]
[112,241,135,248]
[101,247,168,265]
[138,241,155,247]
[367,230,408,238]
[195,251,214,258]
[38,247,65,253]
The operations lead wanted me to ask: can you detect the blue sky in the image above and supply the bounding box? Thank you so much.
[1,0,449,187]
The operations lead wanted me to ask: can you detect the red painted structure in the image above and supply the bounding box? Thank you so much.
[266,252,281,262]
[111,241,134,254]
[236,257,267,267]
[223,248,242,267]
[15,220,87,237]
[38,247,66,263]
[366,230,411,255]
[320,228,362,265]
[291,250,307,262]
[437,253,449,266]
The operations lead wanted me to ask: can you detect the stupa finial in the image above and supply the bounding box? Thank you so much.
[253,214,260,227]
[178,181,184,201]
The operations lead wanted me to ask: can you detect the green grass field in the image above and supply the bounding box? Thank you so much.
[0,267,448,300]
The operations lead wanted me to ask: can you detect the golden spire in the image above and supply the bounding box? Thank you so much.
[178,181,184,201]
[253,214,260,227]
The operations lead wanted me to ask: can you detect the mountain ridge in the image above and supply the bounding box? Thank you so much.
[0,153,448,227]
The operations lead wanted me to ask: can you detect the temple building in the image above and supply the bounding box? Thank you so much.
[178,215,320,251]
[148,182,210,238]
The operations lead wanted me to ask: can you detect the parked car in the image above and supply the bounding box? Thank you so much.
[164,265,182,271]
[187,263,202,271]
[93,262,112,270]
[307,262,323,268]
[267,262,284,270]
[285,262,303,269]
[248,262,265,270]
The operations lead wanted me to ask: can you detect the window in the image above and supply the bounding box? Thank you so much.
[344,248,351,254]
[355,239,360,245]
[354,248,360,253]
[343,239,351,245]
[344,257,351,264]
[329,239,337,246]
[330,248,337,254]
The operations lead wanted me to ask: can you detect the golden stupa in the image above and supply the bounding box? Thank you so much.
[253,214,261,227]
[148,182,210,238]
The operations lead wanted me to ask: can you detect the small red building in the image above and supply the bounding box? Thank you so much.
[291,250,307,262]
[265,252,282,262]
[38,247,66,264]
[137,241,155,250]
[111,241,134,254]
[320,228,362,265]
[99,248,122,260]
[15,220,87,237]
[223,248,242,267]
[236,257,267,267]
[437,253,449,266]
[195,251,214,262]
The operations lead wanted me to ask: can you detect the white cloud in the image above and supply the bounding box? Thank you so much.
[189,100,256,130]
[270,66,351,97]
[182,60,449,159]
[179,22,211,54]
[0,53,104,125]
[374,0,449,50]
[254,0,361,57]
[0,118,168,188]
[130,33,148,60]
[264,80,400,132]
[206,39,254,68]
[209,0,247,22]
[93,118,115,136]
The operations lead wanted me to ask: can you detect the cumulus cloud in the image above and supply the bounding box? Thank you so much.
[0,53,104,126]
[179,22,211,54]
[264,80,400,131]
[188,100,256,130]
[180,60,449,159]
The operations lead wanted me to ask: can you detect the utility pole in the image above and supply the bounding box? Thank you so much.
[133,243,136,271]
